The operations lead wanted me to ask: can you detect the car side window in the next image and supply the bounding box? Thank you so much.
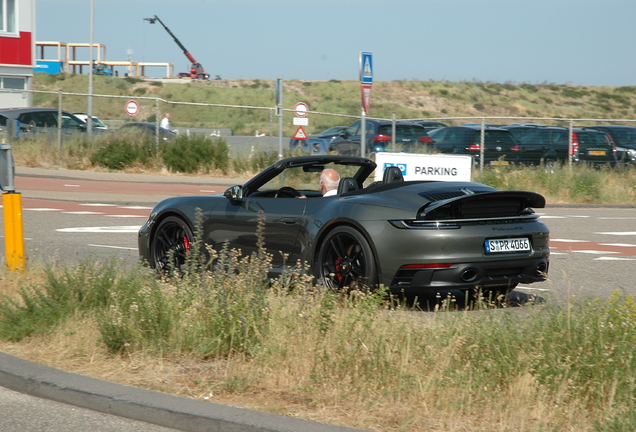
[19,112,56,128]
[431,129,448,142]
[346,121,360,136]
[550,131,567,145]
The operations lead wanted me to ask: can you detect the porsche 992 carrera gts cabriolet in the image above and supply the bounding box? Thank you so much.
[138,155,550,298]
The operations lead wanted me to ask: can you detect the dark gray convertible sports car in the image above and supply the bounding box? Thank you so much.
[138,155,550,297]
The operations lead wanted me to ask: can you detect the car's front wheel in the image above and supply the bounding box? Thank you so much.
[149,216,193,274]
[315,226,378,291]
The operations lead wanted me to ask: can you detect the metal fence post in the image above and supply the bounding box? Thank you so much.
[155,98,160,154]
[57,91,63,151]
[391,113,396,151]
[568,119,573,171]
[480,118,485,171]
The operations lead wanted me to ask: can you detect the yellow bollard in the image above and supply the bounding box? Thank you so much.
[2,192,25,271]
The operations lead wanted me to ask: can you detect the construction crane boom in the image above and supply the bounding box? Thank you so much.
[144,15,210,80]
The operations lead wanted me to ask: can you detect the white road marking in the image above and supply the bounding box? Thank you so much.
[106,214,147,218]
[538,215,566,219]
[63,211,105,215]
[595,232,636,236]
[120,206,153,210]
[573,250,619,254]
[56,226,141,233]
[600,243,636,247]
[551,239,587,242]
[64,184,80,187]
[566,215,591,218]
[80,203,117,207]
[595,256,636,261]
[24,208,61,212]
[517,286,552,292]
[598,217,636,220]
[88,244,138,251]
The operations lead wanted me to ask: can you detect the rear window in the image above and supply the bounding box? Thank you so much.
[577,132,612,147]
[609,128,636,145]
[378,125,426,137]
[483,130,516,145]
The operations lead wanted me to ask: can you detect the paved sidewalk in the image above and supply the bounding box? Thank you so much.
[15,166,250,186]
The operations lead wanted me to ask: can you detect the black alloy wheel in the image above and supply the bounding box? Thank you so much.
[316,226,378,291]
[150,216,194,274]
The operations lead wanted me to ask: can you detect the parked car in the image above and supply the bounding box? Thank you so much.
[73,113,108,130]
[0,107,105,137]
[428,125,517,165]
[290,125,347,154]
[0,113,29,136]
[586,125,636,165]
[117,122,176,141]
[328,120,432,155]
[512,126,617,167]
[138,155,550,298]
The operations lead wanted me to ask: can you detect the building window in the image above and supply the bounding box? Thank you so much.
[0,0,16,33]
[1,77,25,89]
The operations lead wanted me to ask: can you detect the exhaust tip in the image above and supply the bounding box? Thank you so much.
[536,262,548,276]
[460,268,478,282]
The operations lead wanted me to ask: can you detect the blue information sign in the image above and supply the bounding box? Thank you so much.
[359,52,373,85]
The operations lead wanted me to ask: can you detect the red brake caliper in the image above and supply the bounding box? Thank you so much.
[334,257,343,282]
[183,236,191,252]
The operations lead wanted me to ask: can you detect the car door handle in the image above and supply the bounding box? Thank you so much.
[281,217,298,225]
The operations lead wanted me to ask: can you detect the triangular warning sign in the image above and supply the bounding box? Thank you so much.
[361,85,372,114]
[293,126,308,140]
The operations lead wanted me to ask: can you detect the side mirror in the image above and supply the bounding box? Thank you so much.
[224,185,243,202]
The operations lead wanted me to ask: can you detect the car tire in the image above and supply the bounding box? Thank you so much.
[149,216,193,274]
[315,226,378,292]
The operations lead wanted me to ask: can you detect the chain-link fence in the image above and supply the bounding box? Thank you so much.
[2,88,635,166]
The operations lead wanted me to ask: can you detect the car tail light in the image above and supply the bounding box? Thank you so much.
[419,135,433,144]
[467,144,482,152]
[606,134,617,155]
[509,145,521,152]
[400,263,453,269]
[373,134,392,142]
[570,132,579,155]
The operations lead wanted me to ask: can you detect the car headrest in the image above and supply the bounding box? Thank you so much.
[337,177,359,195]
[382,166,404,184]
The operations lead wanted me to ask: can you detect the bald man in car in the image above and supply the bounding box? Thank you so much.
[319,169,340,197]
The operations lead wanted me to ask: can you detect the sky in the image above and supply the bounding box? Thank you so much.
[35,0,636,87]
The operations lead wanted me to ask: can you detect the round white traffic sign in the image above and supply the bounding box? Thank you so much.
[125,100,140,116]
[294,102,309,117]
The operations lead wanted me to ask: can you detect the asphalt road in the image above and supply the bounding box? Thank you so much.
[2,167,634,303]
[0,385,179,432]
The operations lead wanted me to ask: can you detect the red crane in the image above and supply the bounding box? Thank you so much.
[144,15,211,80]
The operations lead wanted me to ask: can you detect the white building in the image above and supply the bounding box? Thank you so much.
[0,0,35,109]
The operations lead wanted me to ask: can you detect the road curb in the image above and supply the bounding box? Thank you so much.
[0,352,367,432]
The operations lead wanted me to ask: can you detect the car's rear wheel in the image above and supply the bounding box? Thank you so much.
[315,226,378,292]
[150,216,193,274]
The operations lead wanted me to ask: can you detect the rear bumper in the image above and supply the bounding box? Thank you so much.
[389,256,549,294]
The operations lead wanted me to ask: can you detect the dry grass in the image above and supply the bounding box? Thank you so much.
[2,265,634,432]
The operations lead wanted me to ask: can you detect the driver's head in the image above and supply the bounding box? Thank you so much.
[319,169,340,195]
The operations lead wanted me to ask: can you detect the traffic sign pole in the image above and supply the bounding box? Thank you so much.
[359,52,373,158]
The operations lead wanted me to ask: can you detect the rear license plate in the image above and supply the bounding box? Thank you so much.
[490,160,509,166]
[485,238,530,254]
[588,150,606,156]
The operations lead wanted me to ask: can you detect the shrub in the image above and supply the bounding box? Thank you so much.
[162,135,229,174]
[89,138,151,169]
